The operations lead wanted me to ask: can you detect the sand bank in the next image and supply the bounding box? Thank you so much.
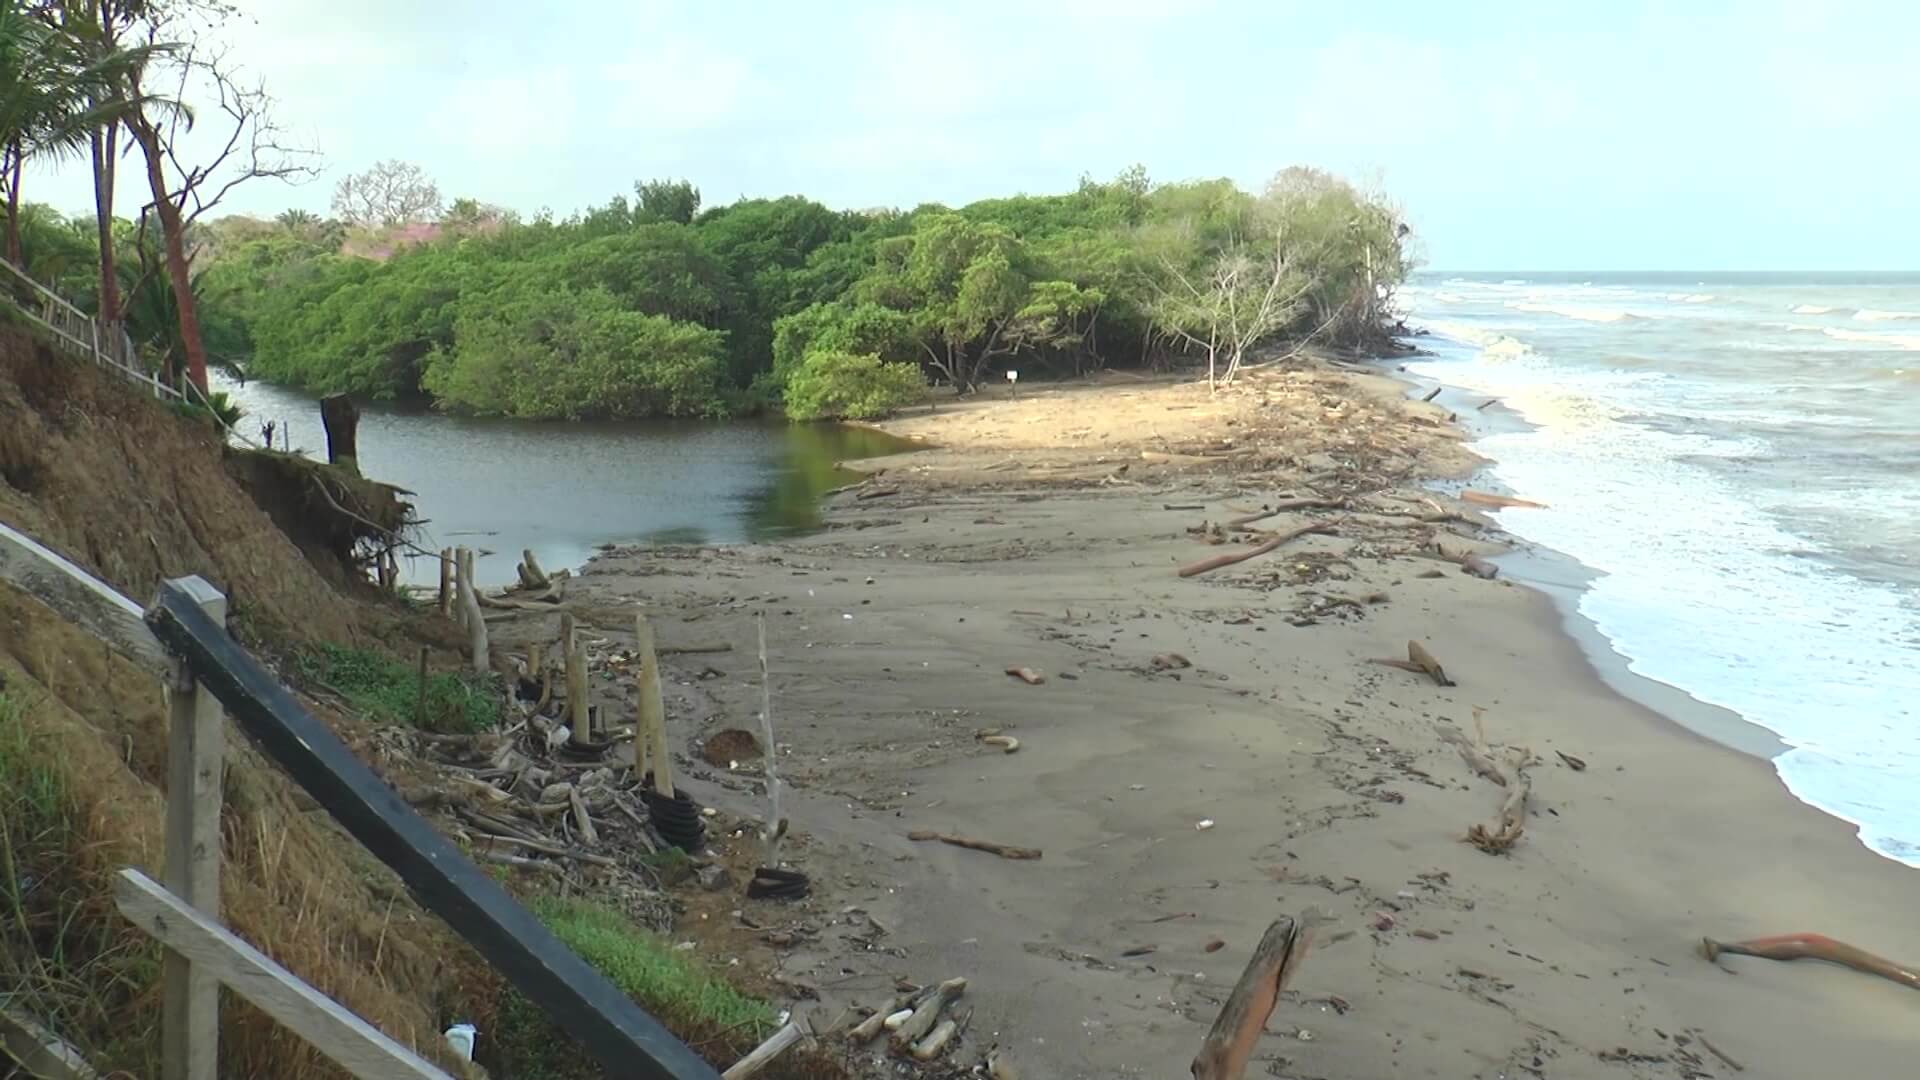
[566,367,1920,1078]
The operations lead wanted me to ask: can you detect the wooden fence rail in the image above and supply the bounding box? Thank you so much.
[144,578,721,1080]
[0,257,178,402]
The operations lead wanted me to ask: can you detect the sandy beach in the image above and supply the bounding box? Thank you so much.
[548,365,1920,1079]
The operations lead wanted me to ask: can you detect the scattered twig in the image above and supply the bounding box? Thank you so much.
[1695,1032,1745,1073]
[1004,666,1046,685]
[908,831,1042,860]
[1225,497,1347,528]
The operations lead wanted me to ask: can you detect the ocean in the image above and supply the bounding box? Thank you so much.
[1399,272,1920,866]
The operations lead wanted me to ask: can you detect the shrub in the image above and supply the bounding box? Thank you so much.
[296,644,498,733]
[492,897,776,1078]
[782,350,925,421]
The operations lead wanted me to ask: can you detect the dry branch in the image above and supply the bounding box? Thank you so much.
[1225,497,1346,528]
[1177,521,1336,578]
[1466,773,1530,854]
[1437,726,1507,787]
[908,831,1041,860]
[1191,915,1313,1080]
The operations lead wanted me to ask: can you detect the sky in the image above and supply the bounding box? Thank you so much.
[27,0,1920,271]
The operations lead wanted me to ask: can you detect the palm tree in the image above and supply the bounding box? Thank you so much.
[275,208,320,233]
[0,2,166,265]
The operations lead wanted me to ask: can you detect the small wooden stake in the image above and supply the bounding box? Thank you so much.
[757,612,784,863]
[562,613,590,748]
[414,646,429,728]
[456,548,488,674]
[437,548,452,617]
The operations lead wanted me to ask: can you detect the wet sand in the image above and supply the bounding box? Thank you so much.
[569,368,1920,1079]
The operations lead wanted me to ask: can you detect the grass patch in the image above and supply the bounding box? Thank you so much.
[490,897,776,1078]
[297,643,498,734]
[0,692,163,1075]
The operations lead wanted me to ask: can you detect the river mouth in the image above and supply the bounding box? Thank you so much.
[213,375,921,586]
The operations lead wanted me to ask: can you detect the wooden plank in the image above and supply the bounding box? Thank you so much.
[115,869,451,1080]
[0,522,168,676]
[144,582,721,1080]
[0,1006,101,1080]
[162,577,228,1080]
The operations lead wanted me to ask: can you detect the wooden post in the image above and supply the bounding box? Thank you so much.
[437,548,453,618]
[456,548,488,675]
[634,612,673,796]
[756,613,783,862]
[318,394,360,476]
[160,576,227,1080]
[1191,915,1313,1080]
[563,613,590,748]
[415,647,430,728]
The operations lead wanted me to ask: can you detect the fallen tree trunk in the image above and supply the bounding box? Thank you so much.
[1191,915,1313,1080]
[908,830,1041,860]
[1701,933,1920,991]
[1177,521,1336,578]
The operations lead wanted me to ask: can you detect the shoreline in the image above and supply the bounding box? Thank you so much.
[546,362,1920,1077]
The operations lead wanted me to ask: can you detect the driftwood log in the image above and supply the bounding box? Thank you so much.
[1191,915,1314,1080]
[455,548,487,674]
[1467,772,1530,854]
[1702,933,1920,991]
[890,977,967,1051]
[1177,521,1335,578]
[1461,489,1547,510]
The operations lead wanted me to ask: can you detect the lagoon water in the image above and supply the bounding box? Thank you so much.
[213,374,914,588]
[1402,272,1920,865]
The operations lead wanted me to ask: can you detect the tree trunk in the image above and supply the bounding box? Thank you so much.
[127,112,210,393]
[92,120,120,319]
[319,394,360,473]
[4,142,22,266]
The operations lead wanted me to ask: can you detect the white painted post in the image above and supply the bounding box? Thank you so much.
[161,575,228,1080]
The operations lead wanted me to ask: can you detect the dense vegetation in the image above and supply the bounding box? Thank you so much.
[14,165,1411,422]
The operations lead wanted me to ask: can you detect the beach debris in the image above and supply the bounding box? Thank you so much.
[1461,489,1548,510]
[1164,503,1208,511]
[1700,933,1920,991]
[882,1008,915,1031]
[855,486,900,500]
[977,732,1021,753]
[912,1018,961,1061]
[985,1046,1019,1080]
[1371,912,1396,932]
[1120,945,1157,957]
[1437,716,1507,787]
[1205,939,1226,953]
[1151,652,1193,670]
[723,1021,803,1079]
[1555,750,1588,771]
[1196,818,1216,831]
[1177,520,1337,578]
[1477,398,1499,411]
[1417,568,1446,579]
[1005,666,1047,685]
[1467,763,1531,854]
[908,830,1042,860]
[1371,640,1454,686]
[1693,1032,1746,1073]
[848,1008,897,1044]
[891,977,968,1052]
[1191,913,1316,1080]
[1421,386,1443,403]
[1225,496,1348,529]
